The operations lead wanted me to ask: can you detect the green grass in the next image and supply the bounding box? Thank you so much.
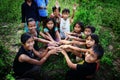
[0,0,120,80]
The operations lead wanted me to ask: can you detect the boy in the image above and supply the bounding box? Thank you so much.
[13,33,59,80]
[50,0,61,30]
[60,44,104,80]
[60,4,77,39]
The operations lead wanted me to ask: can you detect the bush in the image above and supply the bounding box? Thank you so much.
[0,40,14,80]
[0,0,23,22]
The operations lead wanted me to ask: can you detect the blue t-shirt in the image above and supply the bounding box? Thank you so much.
[34,0,48,17]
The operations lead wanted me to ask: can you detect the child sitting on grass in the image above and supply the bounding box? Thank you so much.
[60,43,104,80]
[13,33,59,80]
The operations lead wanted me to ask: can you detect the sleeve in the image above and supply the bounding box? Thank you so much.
[21,3,25,23]
[44,28,49,33]
[81,33,86,39]
[55,27,58,31]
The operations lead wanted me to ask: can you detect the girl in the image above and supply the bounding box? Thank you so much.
[43,18,61,42]
[13,33,58,80]
[65,21,85,41]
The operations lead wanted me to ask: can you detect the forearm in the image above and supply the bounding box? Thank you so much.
[63,53,77,69]
[68,45,88,52]
[38,53,51,65]
[37,38,51,44]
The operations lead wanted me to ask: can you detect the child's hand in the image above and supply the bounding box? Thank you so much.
[73,3,77,10]
[60,49,67,55]
[55,0,60,8]
[33,36,38,41]
[48,49,58,55]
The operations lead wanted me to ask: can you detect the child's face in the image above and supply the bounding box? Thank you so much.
[85,49,98,63]
[86,36,95,48]
[62,13,69,19]
[53,9,60,16]
[28,21,36,33]
[84,28,92,36]
[28,21,36,30]
[23,37,34,50]
[74,24,81,33]
[47,21,54,30]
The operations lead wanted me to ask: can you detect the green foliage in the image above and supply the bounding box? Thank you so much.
[0,0,23,22]
[0,41,14,80]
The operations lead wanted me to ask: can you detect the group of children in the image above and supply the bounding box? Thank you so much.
[13,0,104,80]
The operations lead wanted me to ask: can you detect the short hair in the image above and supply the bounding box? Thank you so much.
[85,25,96,33]
[93,44,104,59]
[27,18,35,25]
[21,33,32,44]
[52,6,61,12]
[88,34,99,44]
[73,21,84,32]
[62,8,70,14]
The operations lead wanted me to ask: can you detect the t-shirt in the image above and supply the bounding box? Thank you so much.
[44,27,58,32]
[66,55,97,80]
[13,46,35,76]
[21,1,39,23]
[60,18,70,38]
[34,0,48,17]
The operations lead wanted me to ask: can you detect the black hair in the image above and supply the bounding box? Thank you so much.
[44,18,56,40]
[85,25,96,33]
[52,6,61,12]
[87,34,99,44]
[73,21,84,32]
[21,33,32,44]
[62,8,70,14]
[27,18,35,25]
[93,44,104,59]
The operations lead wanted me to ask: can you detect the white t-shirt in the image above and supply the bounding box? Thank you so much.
[60,18,70,38]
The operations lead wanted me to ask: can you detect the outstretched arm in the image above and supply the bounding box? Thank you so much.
[19,49,58,66]
[61,49,77,69]
[70,4,77,23]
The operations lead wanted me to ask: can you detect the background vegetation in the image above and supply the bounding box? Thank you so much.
[0,0,120,80]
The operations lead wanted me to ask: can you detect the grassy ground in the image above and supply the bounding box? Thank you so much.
[0,0,120,80]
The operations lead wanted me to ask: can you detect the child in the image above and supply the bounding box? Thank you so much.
[21,0,40,32]
[84,25,96,38]
[13,33,58,80]
[43,18,61,42]
[60,4,77,39]
[65,21,85,41]
[60,44,104,80]
[50,0,61,30]
[27,18,57,51]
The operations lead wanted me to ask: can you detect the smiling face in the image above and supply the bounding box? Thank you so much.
[62,12,69,20]
[85,49,98,63]
[23,37,34,50]
[28,20,36,33]
[84,28,92,36]
[86,36,95,48]
[46,20,54,30]
[74,24,81,33]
